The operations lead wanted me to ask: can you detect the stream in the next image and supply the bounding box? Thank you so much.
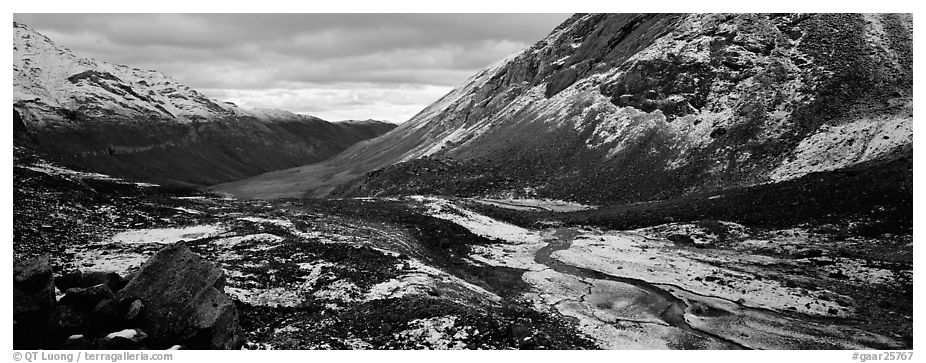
[533,228,748,350]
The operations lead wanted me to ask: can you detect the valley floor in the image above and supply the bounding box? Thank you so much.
[14,150,912,349]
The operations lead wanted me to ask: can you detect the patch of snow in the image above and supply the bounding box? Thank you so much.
[298,261,337,287]
[410,197,550,272]
[224,269,257,280]
[395,316,469,350]
[69,250,149,276]
[770,115,912,181]
[473,198,597,212]
[212,233,284,249]
[412,196,541,244]
[342,338,374,350]
[23,162,120,182]
[364,259,501,302]
[468,242,547,272]
[551,55,571,66]
[415,123,491,159]
[313,280,363,301]
[110,225,225,244]
[106,329,138,340]
[237,217,294,228]
[273,325,301,335]
[226,287,304,308]
[364,273,433,301]
[239,108,300,120]
[634,221,750,246]
[817,258,897,285]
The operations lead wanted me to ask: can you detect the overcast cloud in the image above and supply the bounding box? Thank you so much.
[14,13,570,122]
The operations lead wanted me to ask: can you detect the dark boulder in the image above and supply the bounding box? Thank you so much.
[116,243,244,349]
[91,299,126,333]
[507,321,536,348]
[123,299,144,322]
[56,305,94,336]
[667,234,696,245]
[56,270,127,292]
[13,255,58,349]
[61,334,95,350]
[794,248,824,259]
[60,284,116,311]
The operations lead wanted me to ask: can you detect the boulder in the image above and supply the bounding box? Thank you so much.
[794,248,824,259]
[56,305,94,336]
[91,299,125,332]
[13,255,58,349]
[116,243,243,349]
[61,334,94,350]
[56,270,127,292]
[60,284,116,311]
[666,234,696,245]
[506,320,548,349]
[123,299,144,322]
[57,297,131,338]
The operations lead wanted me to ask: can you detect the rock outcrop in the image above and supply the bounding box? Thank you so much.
[13,243,244,349]
[13,255,58,349]
[59,284,116,311]
[116,243,244,349]
[56,270,127,293]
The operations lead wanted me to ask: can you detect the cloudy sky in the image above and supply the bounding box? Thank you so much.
[14,14,570,122]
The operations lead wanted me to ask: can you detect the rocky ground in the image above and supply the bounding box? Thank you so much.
[14,148,912,350]
[14,149,592,349]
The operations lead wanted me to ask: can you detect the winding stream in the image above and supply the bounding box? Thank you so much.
[533,228,748,350]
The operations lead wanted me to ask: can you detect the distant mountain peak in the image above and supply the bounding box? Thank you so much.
[13,22,330,126]
[14,22,243,124]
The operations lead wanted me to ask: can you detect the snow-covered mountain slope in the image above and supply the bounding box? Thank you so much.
[214,13,912,203]
[13,22,396,186]
[13,22,240,124]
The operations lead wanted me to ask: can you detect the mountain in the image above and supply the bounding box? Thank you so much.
[13,16,913,350]
[213,13,912,202]
[13,22,396,186]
